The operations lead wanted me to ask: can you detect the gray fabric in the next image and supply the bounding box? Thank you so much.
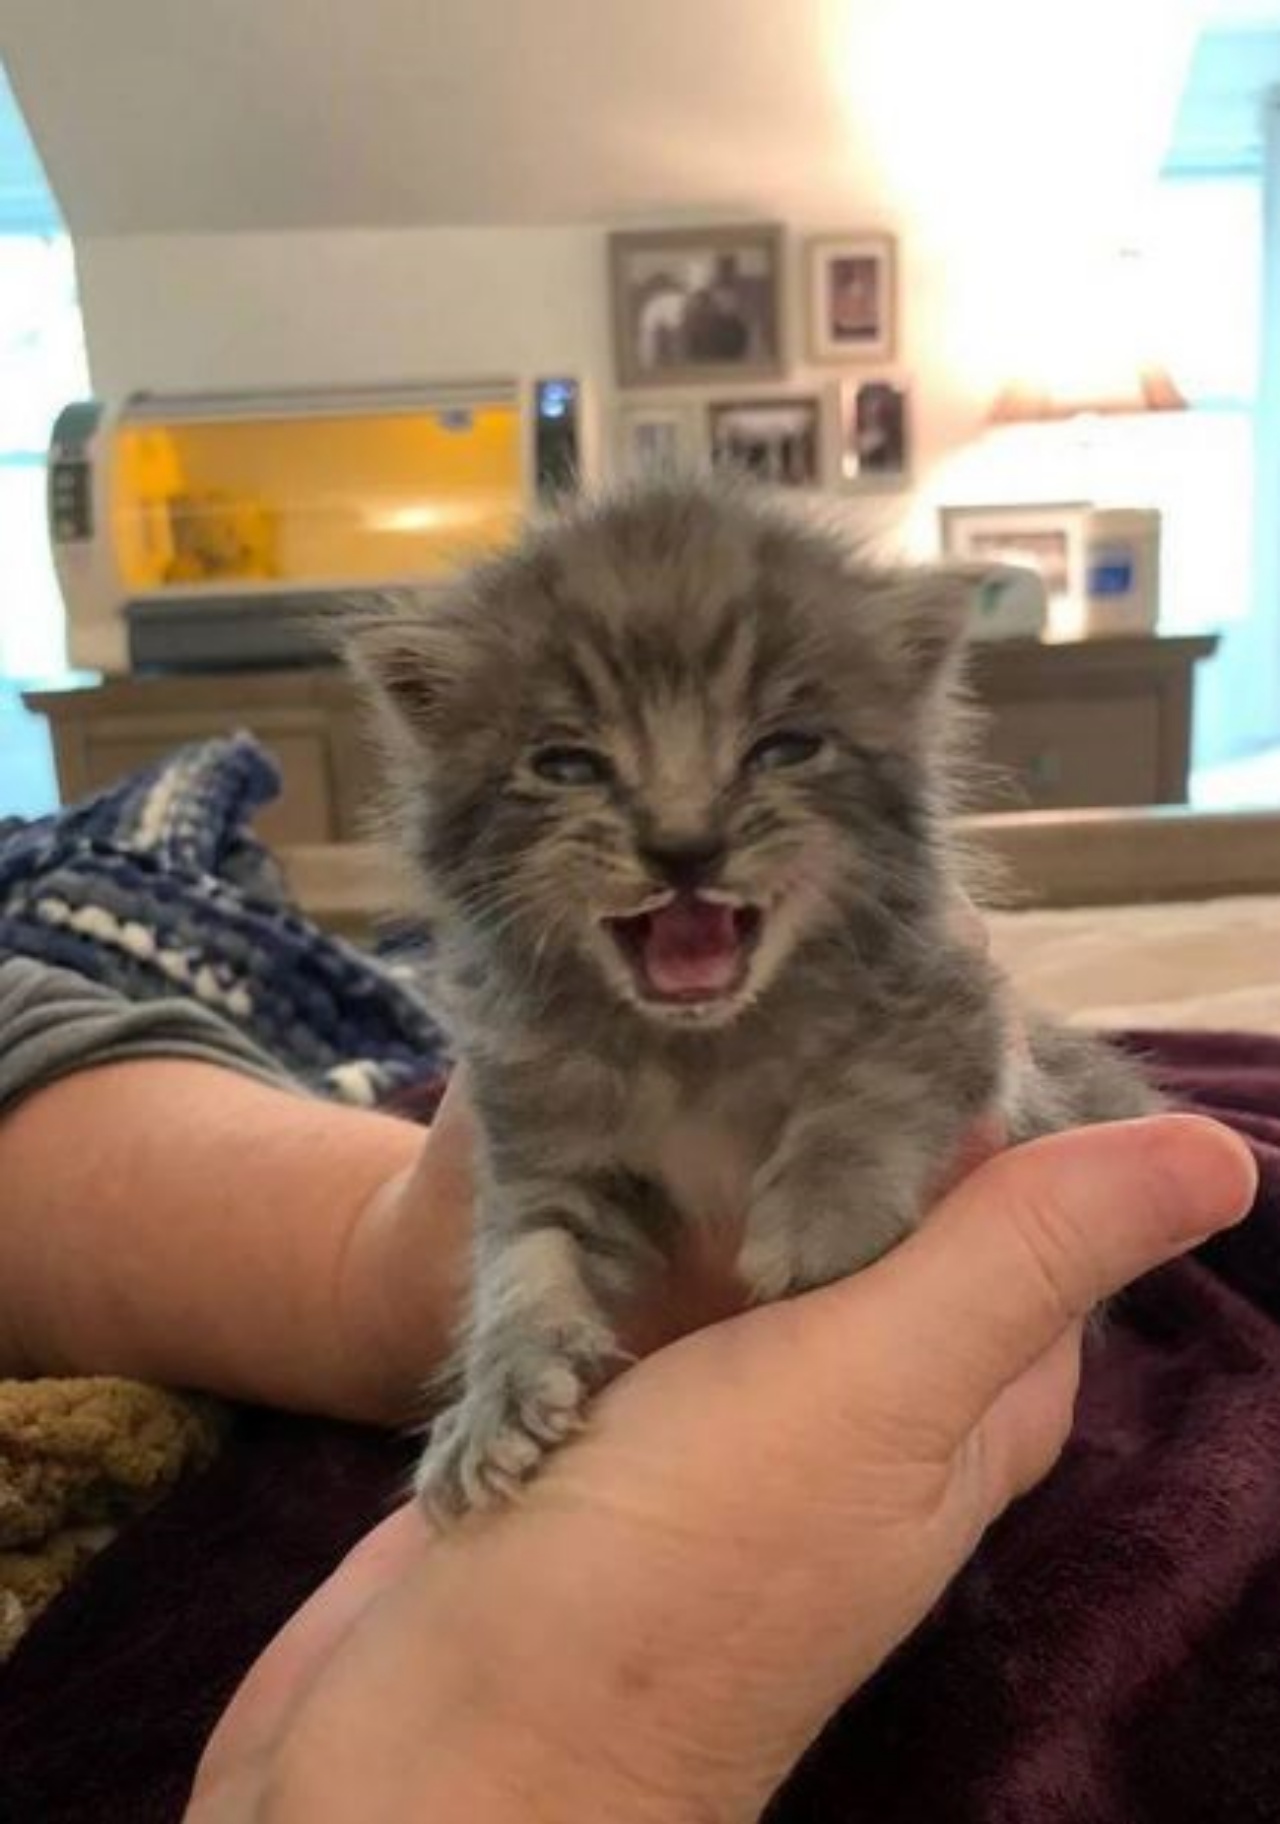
[0,957,298,1114]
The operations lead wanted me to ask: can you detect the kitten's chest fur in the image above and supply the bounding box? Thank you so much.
[616,1059,767,1224]
[467,935,1007,1237]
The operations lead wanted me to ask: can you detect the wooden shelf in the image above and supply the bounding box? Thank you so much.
[24,635,1220,845]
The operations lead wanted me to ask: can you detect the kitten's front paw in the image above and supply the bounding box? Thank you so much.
[738,1226,837,1301]
[415,1353,592,1523]
[738,1218,902,1303]
[738,1228,798,1302]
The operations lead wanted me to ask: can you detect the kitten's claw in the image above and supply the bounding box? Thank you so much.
[738,1230,796,1302]
[738,1226,834,1301]
[415,1355,591,1523]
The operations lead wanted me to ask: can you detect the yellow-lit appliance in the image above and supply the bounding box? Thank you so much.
[49,378,585,673]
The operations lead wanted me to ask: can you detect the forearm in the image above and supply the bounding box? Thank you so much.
[0,1060,459,1420]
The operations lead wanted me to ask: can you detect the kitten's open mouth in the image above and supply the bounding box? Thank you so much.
[604,894,763,1004]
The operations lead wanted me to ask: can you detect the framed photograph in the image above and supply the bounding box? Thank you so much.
[614,402,705,480]
[806,234,896,363]
[609,224,785,389]
[938,502,1091,617]
[708,395,824,488]
[837,377,910,488]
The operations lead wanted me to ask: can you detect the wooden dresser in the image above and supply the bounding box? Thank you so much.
[967,634,1217,811]
[25,634,1217,837]
[23,669,376,848]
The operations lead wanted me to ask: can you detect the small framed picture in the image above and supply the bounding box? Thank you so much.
[838,377,910,488]
[939,502,1091,618]
[614,402,705,480]
[609,224,786,389]
[708,395,825,488]
[806,233,897,363]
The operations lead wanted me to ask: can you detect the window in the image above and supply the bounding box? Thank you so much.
[0,63,89,816]
[1162,25,1280,780]
[1125,173,1259,647]
[927,25,1274,784]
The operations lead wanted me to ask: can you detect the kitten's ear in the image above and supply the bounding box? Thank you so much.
[867,567,976,703]
[337,591,464,742]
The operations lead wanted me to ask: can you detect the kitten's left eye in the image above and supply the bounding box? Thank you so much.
[744,731,826,774]
[530,744,614,786]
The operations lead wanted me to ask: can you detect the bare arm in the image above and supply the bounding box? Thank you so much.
[0,898,997,1424]
[0,1060,475,1422]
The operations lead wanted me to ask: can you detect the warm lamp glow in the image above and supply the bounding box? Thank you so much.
[822,1,1199,248]
[982,241,1188,426]
[990,364,1187,424]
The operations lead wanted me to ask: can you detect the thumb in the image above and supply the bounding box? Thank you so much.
[817,1115,1256,1445]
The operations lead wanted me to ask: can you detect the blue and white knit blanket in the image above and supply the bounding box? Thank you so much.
[0,734,445,1103]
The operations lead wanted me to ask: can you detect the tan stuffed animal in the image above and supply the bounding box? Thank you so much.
[0,1378,225,1657]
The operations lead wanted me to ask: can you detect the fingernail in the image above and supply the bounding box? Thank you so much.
[1138,1114,1258,1238]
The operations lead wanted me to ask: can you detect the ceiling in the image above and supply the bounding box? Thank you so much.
[0,0,1205,240]
[1,0,863,235]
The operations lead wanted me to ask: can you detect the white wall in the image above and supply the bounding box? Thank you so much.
[75,228,610,394]
[74,220,997,552]
[8,0,1204,553]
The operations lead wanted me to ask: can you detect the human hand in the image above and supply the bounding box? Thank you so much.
[191,1113,1254,1823]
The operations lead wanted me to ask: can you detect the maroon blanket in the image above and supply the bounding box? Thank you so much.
[3,1031,1280,1823]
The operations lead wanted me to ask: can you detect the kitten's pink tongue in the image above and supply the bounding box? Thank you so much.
[642,898,740,998]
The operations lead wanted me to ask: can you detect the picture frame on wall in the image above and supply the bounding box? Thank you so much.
[614,402,705,479]
[939,502,1092,621]
[708,394,825,488]
[837,376,910,488]
[805,233,897,364]
[608,224,786,389]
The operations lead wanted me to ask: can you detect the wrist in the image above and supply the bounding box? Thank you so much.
[378,1716,705,1824]
[412,1521,778,1824]
[268,1527,757,1824]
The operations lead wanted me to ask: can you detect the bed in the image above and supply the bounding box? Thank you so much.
[976,807,1280,1034]
[279,804,1280,1034]
[3,799,1280,1823]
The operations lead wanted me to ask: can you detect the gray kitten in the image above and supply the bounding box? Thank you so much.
[346,477,1156,1521]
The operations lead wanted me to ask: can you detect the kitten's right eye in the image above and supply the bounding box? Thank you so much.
[743,730,826,774]
[529,744,614,787]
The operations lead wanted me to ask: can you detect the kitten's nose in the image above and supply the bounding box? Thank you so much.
[639,836,727,890]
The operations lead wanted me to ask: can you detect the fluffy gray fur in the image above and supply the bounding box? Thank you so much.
[345,477,1157,1521]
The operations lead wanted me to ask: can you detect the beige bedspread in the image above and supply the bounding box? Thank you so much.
[991,894,1280,1034]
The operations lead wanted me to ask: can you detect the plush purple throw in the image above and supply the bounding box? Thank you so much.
[3,1031,1280,1824]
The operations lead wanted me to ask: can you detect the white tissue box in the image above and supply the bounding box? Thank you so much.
[967,564,1048,642]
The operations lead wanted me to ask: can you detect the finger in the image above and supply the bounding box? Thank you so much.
[973,1323,1084,1505]
[823,1115,1255,1445]
[928,1110,1005,1201]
